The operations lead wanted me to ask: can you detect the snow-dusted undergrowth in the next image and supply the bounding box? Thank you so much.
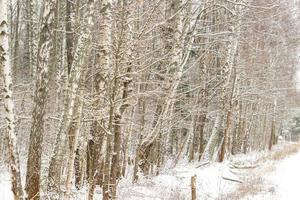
[0,142,299,200]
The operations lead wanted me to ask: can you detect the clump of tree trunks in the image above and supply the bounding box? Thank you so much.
[0,0,300,200]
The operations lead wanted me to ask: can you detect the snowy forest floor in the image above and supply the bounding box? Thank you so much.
[1,141,300,200]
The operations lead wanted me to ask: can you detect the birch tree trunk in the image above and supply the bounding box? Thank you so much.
[0,0,24,199]
[25,1,56,200]
[218,5,244,161]
[66,0,75,75]
[137,0,197,175]
[13,0,20,73]
[201,3,243,162]
[98,1,113,199]
[25,0,37,77]
[109,1,133,197]
[64,1,95,198]
[110,69,132,199]
[47,32,90,199]
[269,100,277,150]
[64,71,85,199]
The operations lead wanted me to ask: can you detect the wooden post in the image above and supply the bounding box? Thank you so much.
[191,175,196,200]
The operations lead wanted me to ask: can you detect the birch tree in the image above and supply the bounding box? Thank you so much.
[0,0,24,199]
[64,0,95,198]
[25,1,57,199]
[0,0,299,199]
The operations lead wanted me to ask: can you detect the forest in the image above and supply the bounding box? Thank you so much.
[0,0,300,200]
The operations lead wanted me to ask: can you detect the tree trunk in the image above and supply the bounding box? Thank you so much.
[0,1,25,198]
[110,115,122,199]
[219,67,238,161]
[65,2,95,197]
[269,100,277,150]
[66,0,75,75]
[13,0,20,73]
[64,62,87,198]
[201,113,223,161]
[48,31,91,198]
[198,113,207,161]
[25,1,56,199]
[98,1,113,199]
[25,0,37,77]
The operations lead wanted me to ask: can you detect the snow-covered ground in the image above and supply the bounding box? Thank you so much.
[117,161,240,200]
[1,143,299,200]
[272,151,300,200]
[246,146,300,200]
[0,166,13,200]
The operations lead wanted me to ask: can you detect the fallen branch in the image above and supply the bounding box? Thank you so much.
[196,161,210,168]
[222,176,243,183]
[229,163,259,169]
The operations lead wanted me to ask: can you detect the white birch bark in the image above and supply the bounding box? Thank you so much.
[99,1,113,199]
[47,33,89,198]
[0,1,25,199]
[64,1,95,198]
[64,73,85,199]
[137,0,206,176]
[201,3,244,162]
[201,113,223,161]
[140,0,194,149]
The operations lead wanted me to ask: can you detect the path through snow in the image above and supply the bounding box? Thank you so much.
[242,146,300,200]
[270,150,300,200]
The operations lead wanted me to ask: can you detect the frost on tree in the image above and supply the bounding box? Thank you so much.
[0,0,24,199]
[25,1,56,200]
